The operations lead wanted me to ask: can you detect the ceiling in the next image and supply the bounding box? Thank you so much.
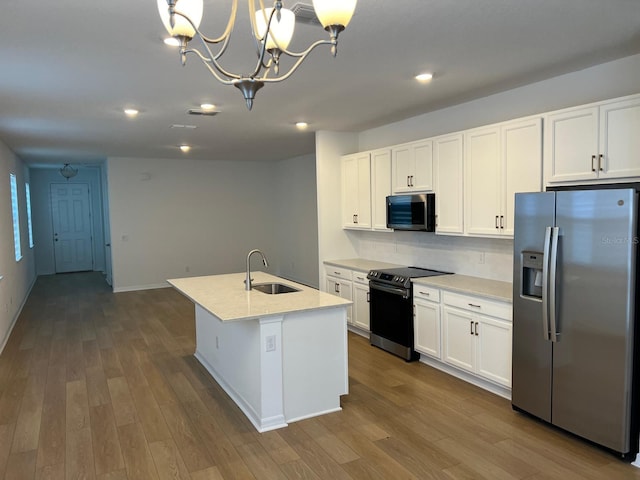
[1,0,639,166]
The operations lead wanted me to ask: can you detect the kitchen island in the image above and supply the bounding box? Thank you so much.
[168,272,351,432]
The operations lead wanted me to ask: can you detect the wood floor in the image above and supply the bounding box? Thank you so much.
[1,273,640,480]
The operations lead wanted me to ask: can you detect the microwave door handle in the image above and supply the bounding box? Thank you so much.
[542,226,552,341]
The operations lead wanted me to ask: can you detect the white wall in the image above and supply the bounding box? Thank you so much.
[0,140,36,352]
[273,154,320,287]
[107,155,319,292]
[318,54,640,284]
[29,166,106,275]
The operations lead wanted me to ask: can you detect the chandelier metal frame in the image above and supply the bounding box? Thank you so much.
[160,0,354,109]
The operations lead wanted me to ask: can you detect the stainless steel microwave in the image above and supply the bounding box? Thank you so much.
[386,193,436,231]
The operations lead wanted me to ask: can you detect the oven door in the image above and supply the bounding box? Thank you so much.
[369,281,418,361]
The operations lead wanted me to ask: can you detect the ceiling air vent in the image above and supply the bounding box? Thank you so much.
[291,3,321,26]
[188,109,218,116]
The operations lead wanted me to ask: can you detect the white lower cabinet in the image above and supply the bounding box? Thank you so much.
[325,266,353,325]
[413,286,441,359]
[415,286,513,390]
[352,272,371,331]
[441,291,512,388]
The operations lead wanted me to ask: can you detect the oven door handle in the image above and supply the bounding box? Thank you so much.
[369,282,409,299]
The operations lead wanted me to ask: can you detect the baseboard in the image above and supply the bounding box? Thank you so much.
[112,283,171,293]
[0,275,37,355]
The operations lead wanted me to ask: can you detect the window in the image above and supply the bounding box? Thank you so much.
[10,174,22,261]
[25,183,34,248]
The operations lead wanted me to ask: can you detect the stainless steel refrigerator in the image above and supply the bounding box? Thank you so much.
[512,188,639,456]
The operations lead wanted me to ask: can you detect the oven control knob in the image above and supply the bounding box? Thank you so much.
[398,277,405,283]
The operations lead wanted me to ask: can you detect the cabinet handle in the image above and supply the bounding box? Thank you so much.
[335,283,341,293]
[599,154,604,172]
[495,216,499,229]
[356,276,365,281]
[468,303,481,308]
[475,322,479,336]
[367,292,370,302]
[500,215,504,229]
[591,155,597,172]
[407,175,411,187]
[354,214,358,224]
[470,321,474,335]
[333,271,341,276]
[419,291,430,296]
[435,214,438,227]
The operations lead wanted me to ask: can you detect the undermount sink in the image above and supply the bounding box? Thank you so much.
[252,282,301,295]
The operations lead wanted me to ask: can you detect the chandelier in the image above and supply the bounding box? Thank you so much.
[157,0,357,110]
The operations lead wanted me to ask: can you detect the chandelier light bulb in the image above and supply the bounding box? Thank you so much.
[255,7,295,51]
[124,108,139,117]
[179,145,191,153]
[312,0,357,29]
[415,73,434,82]
[157,0,203,39]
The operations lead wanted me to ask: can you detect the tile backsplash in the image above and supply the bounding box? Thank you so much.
[348,230,514,283]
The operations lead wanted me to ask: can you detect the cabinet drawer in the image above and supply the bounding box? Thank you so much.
[443,291,511,321]
[352,271,369,284]
[324,266,353,281]
[413,286,440,302]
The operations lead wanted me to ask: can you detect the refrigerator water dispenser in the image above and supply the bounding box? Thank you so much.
[522,251,544,299]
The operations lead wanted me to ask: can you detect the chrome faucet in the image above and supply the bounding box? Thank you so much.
[245,249,269,291]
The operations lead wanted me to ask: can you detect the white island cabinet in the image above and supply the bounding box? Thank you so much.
[168,272,351,433]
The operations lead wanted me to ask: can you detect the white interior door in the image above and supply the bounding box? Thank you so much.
[51,183,94,273]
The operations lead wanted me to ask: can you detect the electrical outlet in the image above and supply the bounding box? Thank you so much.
[266,335,276,352]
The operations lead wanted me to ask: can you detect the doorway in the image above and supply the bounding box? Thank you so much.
[50,183,94,273]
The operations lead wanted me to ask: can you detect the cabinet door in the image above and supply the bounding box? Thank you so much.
[352,281,370,331]
[326,277,353,324]
[433,133,464,235]
[599,97,640,179]
[476,315,512,387]
[442,306,475,373]
[411,140,434,192]
[341,153,371,229]
[501,118,542,236]
[371,149,392,231]
[465,127,501,236]
[355,154,372,228]
[392,144,413,193]
[341,154,359,227]
[414,299,441,359]
[544,107,599,183]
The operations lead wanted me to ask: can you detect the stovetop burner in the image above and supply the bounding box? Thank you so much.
[367,266,452,289]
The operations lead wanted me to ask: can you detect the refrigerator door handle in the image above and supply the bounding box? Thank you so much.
[542,226,552,341]
[549,226,560,342]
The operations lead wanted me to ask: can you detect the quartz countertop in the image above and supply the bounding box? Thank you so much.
[412,274,512,302]
[324,258,404,273]
[168,272,351,322]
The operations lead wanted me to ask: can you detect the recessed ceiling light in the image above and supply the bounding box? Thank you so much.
[164,37,180,47]
[295,122,309,130]
[200,103,215,111]
[415,73,434,83]
[124,108,139,117]
[179,145,191,153]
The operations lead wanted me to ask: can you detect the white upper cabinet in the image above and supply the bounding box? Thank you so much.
[370,149,392,231]
[341,152,372,230]
[392,139,433,193]
[544,95,640,184]
[465,126,502,236]
[465,117,542,237]
[433,133,464,235]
